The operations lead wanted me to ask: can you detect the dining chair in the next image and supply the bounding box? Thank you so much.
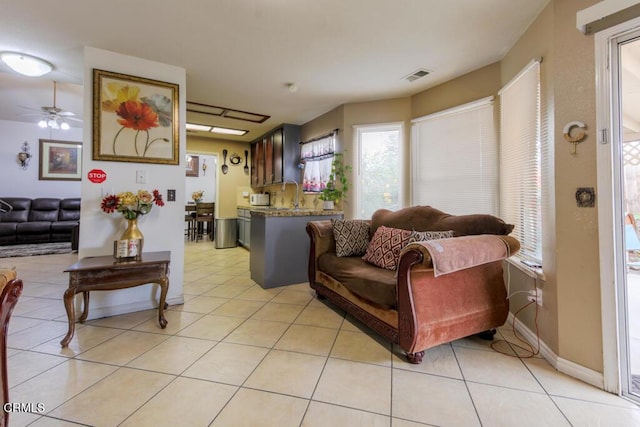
[195,202,215,242]
[185,204,196,241]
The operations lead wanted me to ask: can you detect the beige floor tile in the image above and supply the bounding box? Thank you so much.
[270,288,314,305]
[182,281,220,296]
[244,349,326,398]
[525,357,639,407]
[391,418,433,427]
[204,284,252,298]
[211,298,265,318]
[340,314,371,333]
[392,368,479,426]
[85,309,156,329]
[218,275,257,287]
[7,411,43,427]
[183,342,269,385]
[454,345,544,392]
[8,320,69,350]
[177,314,244,341]
[553,395,640,426]
[451,333,510,353]
[75,330,168,365]
[275,324,338,356]
[10,359,118,412]
[126,335,216,374]
[223,319,289,347]
[235,285,282,302]
[8,350,67,388]
[121,377,237,426]
[313,358,391,414]
[331,329,392,366]
[211,388,308,427]
[468,382,569,426]
[132,309,203,335]
[47,367,174,426]
[294,304,344,329]
[302,401,390,427]
[8,316,46,334]
[31,325,124,357]
[13,296,57,317]
[172,295,229,314]
[250,302,304,323]
[392,343,463,379]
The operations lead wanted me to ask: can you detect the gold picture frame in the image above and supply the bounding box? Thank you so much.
[39,139,82,181]
[92,69,179,164]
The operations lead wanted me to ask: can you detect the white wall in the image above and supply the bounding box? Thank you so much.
[78,46,186,318]
[0,120,82,198]
[185,152,217,203]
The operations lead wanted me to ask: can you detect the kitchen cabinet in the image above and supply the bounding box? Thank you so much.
[250,124,300,187]
[237,208,251,249]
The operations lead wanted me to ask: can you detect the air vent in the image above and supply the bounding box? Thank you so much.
[404,69,430,82]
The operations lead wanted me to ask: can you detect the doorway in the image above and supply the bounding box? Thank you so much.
[596,18,640,403]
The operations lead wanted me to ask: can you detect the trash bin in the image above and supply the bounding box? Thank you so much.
[215,218,238,249]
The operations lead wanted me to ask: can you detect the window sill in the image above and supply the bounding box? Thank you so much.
[505,256,546,281]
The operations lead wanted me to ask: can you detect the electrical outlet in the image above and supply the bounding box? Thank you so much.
[527,289,543,306]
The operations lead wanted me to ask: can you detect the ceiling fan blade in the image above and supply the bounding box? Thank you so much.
[57,111,76,117]
[65,117,83,123]
[18,105,44,113]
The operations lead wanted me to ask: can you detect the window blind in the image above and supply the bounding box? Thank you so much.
[411,97,498,215]
[499,59,542,263]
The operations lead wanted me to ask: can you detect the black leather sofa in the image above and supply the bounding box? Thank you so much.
[0,198,80,245]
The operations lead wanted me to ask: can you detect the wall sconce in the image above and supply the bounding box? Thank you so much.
[17,141,32,170]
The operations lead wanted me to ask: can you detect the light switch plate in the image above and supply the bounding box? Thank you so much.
[136,170,147,184]
[167,189,176,202]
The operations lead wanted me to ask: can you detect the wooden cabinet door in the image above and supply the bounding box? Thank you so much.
[251,141,264,187]
[264,135,274,185]
[272,128,284,183]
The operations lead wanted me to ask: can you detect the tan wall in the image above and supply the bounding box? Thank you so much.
[187,136,252,218]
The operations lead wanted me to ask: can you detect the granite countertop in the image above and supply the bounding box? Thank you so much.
[239,206,343,217]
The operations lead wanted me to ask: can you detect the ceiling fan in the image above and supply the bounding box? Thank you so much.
[19,81,81,130]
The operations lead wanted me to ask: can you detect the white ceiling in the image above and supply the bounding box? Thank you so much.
[0,0,549,142]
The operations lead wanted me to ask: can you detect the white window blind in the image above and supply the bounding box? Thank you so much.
[499,59,542,263]
[411,97,498,215]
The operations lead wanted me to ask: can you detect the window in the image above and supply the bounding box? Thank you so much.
[301,131,336,193]
[411,97,498,215]
[355,123,403,219]
[499,59,542,263]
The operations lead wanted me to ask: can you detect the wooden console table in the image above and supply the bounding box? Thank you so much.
[61,251,170,347]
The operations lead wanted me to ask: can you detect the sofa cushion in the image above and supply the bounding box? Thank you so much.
[59,198,81,221]
[318,253,397,309]
[332,219,370,257]
[0,198,30,223]
[29,198,60,222]
[363,226,412,270]
[371,206,514,237]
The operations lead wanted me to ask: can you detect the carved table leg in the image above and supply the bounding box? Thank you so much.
[78,291,90,323]
[60,288,77,347]
[406,351,425,364]
[158,278,168,329]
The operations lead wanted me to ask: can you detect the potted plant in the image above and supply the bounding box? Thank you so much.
[319,153,351,210]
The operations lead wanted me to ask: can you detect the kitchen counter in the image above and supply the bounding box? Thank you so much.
[249,208,343,288]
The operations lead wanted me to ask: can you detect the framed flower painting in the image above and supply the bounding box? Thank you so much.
[39,139,82,181]
[92,69,179,164]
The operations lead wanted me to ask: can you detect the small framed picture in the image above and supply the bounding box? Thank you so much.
[39,139,82,181]
[186,155,199,177]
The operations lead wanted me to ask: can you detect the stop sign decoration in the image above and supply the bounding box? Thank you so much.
[87,169,107,183]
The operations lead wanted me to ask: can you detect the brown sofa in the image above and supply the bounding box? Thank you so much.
[306,206,520,363]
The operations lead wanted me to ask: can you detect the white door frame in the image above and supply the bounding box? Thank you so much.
[596,16,640,395]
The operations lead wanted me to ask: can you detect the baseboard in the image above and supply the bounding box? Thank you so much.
[84,296,184,321]
[507,313,604,390]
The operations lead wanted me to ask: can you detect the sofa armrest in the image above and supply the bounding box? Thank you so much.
[306,220,336,287]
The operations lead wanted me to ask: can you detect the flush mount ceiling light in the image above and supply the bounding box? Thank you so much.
[211,126,248,136]
[186,123,212,132]
[0,52,53,77]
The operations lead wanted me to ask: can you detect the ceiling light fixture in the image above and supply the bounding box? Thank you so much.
[186,123,212,132]
[38,117,70,130]
[211,126,248,136]
[0,52,53,77]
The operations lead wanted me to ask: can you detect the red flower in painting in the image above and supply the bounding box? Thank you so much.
[100,195,120,213]
[116,100,159,131]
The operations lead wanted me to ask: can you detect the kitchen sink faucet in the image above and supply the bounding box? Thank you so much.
[282,180,299,210]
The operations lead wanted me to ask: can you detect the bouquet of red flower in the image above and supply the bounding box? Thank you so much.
[100,189,164,220]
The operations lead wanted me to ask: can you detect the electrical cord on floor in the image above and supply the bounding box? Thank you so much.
[492,262,541,358]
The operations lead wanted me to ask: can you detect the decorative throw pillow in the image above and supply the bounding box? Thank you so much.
[408,230,454,243]
[332,219,370,257]
[362,225,413,270]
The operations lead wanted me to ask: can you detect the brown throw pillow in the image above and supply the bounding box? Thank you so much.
[332,219,370,257]
[362,225,413,270]
[408,230,454,243]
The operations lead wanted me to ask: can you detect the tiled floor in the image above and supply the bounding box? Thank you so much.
[3,242,640,426]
